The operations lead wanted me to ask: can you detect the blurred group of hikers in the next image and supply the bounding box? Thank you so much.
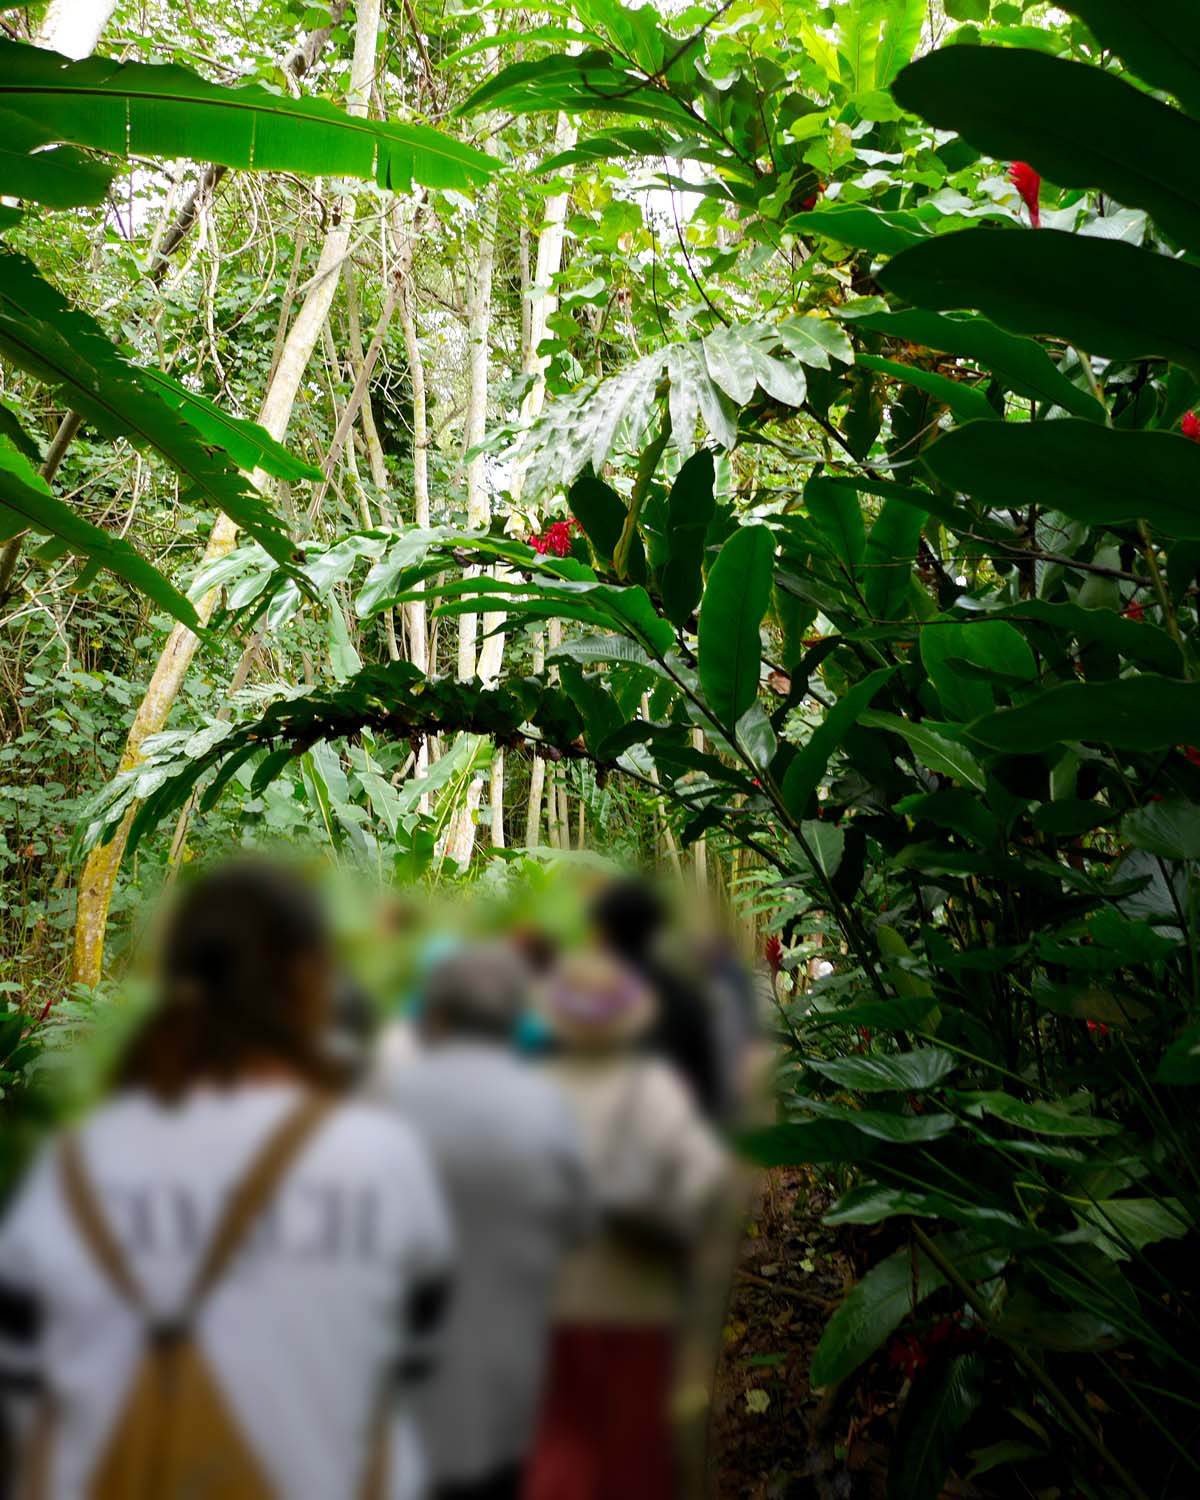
[0,860,769,1499]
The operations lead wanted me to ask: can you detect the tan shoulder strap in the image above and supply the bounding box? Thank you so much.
[60,1133,145,1312]
[60,1093,336,1322]
[188,1092,336,1309]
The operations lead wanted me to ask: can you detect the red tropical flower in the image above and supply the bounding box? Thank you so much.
[531,517,582,558]
[1008,161,1041,228]
[765,935,783,978]
[1087,1019,1110,1037]
[1182,411,1200,442]
[1123,599,1145,623]
[1186,746,1200,767]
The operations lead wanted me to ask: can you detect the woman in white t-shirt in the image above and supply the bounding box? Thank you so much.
[0,861,453,1500]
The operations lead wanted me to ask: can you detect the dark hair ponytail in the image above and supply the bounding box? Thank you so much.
[119,861,337,1100]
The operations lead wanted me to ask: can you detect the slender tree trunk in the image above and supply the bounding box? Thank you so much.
[72,0,382,987]
[393,197,430,678]
[34,0,117,58]
[691,727,708,891]
[524,632,546,848]
[490,753,505,847]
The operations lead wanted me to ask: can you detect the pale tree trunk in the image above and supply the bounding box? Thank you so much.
[72,0,382,987]
[35,0,117,57]
[524,631,546,848]
[691,726,708,891]
[392,194,430,678]
[444,191,500,870]
[489,754,505,847]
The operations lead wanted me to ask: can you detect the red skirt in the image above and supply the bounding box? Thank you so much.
[525,1324,676,1500]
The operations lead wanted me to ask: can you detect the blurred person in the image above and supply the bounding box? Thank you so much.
[0,861,453,1500]
[590,878,723,1118]
[527,951,728,1500]
[379,945,592,1500]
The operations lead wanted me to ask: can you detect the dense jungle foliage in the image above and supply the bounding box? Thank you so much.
[5,0,1200,1492]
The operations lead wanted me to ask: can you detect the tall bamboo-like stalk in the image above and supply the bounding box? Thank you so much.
[71,0,383,986]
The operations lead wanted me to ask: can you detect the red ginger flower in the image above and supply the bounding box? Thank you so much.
[765,935,783,978]
[1182,411,1200,442]
[1008,161,1041,228]
[1123,599,1145,623]
[531,517,581,558]
[1087,1019,1110,1037]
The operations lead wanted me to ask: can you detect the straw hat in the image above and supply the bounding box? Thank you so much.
[542,950,655,1048]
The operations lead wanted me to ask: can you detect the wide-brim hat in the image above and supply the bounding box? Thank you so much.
[542,951,655,1047]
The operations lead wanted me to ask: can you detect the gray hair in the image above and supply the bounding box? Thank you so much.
[421,944,531,1039]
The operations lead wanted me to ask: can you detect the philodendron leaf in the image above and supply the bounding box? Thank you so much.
[894,46,1200,256]
[810,1232,1008,1389]
[809,1046,957,1093]
[923,420,1200,539]
[880,230,1200,376]
[968,677,1200,752]
[698,523,775,726]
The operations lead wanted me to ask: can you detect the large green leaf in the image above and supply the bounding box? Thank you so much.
[969,675,1200,752]
[1121,798,1200,859]
[1061,0,1200,119]
[0,435,198,627]
[857,353,994,423]
[992,600,1183,677]
[811,1232,1008,1389]
[698,524,775,727]
[0,252,295,567]
[880,230,1200,375]
[849,308,1104,421]
[140,370,320,483]
[923,420,1200,539]
[660,449,715,627]
[0,39,494,192]
[805,474,867,575]
[810,1046,958,1093]
[860,710,988,789]
[864,497,926,621]
[894,47,1200,254]
[781,666,897,819]
[0,105,114,208]
[888,1355,985,1500]
[789,205,929,254]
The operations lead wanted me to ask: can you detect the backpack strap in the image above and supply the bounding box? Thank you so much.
[186,1092,336,1311]
[59,1092,336,1326]
[60,1133,146,1313]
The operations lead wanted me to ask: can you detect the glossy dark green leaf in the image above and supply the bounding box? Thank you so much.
[864,497,925,621]
[811,1234,1007,1389]
[960,1091,1122,1135]
[788,204,929,254]
[698,524,775,726]
[810,1045,957,1093]
[969,676,1200,752]
[894,47,1200,254]
[857,352,995,423]
[781,666,896,819]
[660,449,715,627]
[569,474,647,583]
[924,420,1200,538]
[805,473,867,575]
[1121,798,1200,859]
[889,1354,985,1500]
[738,1120,884,1167]
[861,710,987,789]
[1061,0,1200,119]
[993,600,1183,676]
[850,308,1104,421]
[880,229,1200,375]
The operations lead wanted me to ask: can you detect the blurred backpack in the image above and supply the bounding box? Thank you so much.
[25,1094,387,1500]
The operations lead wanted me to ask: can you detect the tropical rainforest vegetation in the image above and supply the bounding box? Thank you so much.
[5,0,1200,1492]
